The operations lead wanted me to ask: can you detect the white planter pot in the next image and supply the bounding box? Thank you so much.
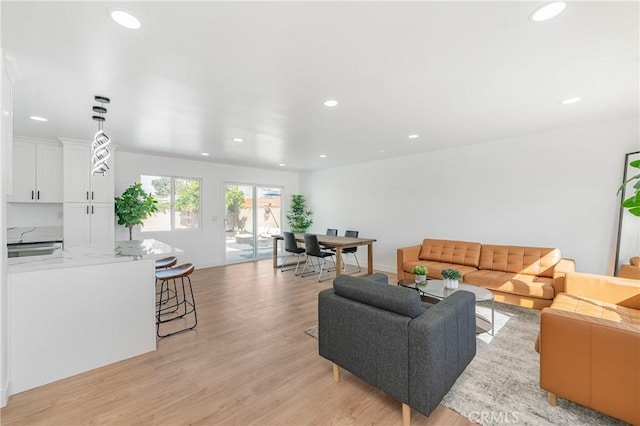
[414,274,426,283]
[444,279,459,289]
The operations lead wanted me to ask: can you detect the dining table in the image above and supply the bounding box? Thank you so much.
[272,233,377,277]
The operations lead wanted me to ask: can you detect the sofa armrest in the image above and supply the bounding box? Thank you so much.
[551,258,575,296]
[564,272,640,309]
[397,245,421,280]
[407,291,476,417]
[539,307,640,424]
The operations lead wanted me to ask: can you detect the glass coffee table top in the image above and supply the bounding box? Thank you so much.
[398,278,494,335]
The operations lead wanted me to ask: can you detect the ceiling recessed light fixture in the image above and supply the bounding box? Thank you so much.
[530,2,567,22]
[232,138,244,143]
[279,163,286,167]
[200,152,210,156]
[110,9,141,30]
[29,115,48,122]
[561,97,581,105]
[408,134,420,139]
[319,154,327,158]
[323,100,338,108]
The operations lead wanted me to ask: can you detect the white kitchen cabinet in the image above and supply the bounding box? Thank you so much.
[7,139,63,203]
[62,141,115,203]
[63,202,114,246]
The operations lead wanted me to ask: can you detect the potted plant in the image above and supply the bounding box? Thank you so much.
[411,265,428,283]
[441,268,462,289]
[618,158,640,217]
[114,183,158,240]
[286,194,313,233]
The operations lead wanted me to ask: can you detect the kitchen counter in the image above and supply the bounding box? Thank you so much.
[7,238,181,396]
[8,238,183,273]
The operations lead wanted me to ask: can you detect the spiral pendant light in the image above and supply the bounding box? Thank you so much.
[91,95,111,175]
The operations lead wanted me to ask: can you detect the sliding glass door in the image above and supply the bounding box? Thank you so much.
[224,184,282,263]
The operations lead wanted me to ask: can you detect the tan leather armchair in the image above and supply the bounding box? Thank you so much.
[537,272,640,425]
[618,256,640,280]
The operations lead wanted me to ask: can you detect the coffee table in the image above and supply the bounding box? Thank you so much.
[398,279,494,335]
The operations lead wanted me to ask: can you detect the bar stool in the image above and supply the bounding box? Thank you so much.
[155,256,178,312]
[155,263,197,338]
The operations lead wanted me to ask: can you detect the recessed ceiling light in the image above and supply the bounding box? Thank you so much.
[530,2,567,22]
[29,116,48,122]
[279,163,286,167]
[323,100,338,107]
[379,150,387,154]
[408,134,420,139]
[200,152,209,156]
[561,97,581,105]
[319,154,327,158]
[232,138,244,143]
[110,9,141,30]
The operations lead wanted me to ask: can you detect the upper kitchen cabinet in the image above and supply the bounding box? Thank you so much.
[61,140,115,203]
[6,138,63,203]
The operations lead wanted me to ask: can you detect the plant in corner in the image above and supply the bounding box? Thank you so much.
[441,268,462,289]
[286,194,313,233]
[618,158,640,217]
[115,183,158,240]
[411,265,428,283]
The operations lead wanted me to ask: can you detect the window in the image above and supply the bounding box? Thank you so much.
[140,175,201,231]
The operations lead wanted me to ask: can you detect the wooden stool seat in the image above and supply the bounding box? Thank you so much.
[155,257,177,269]
[155,263,194,280]
[156,263,197,338]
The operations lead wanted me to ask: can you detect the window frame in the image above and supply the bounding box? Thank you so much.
[140,174,202,232]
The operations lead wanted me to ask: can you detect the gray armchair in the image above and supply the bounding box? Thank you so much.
[318,274,476,425]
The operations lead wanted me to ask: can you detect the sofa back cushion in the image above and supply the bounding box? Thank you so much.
[334,275,423,318]
[479,245,561,277]
[418,239,481,267]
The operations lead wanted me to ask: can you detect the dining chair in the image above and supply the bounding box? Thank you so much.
[281,231,306,275]
[341,230,361,273]
[322,228,338,251]
[301,233,336,281]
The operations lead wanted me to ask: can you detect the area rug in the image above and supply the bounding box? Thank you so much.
[305,302,626,425]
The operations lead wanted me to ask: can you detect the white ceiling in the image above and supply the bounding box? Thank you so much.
[2,1,638,172]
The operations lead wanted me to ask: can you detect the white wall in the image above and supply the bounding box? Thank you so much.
[6,203,63,228]
[115,152,299,268]
[300,117,640,275]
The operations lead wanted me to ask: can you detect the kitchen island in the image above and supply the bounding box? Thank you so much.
[7,239,182,396]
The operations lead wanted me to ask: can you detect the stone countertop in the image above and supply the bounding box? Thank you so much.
[7,239,183,273]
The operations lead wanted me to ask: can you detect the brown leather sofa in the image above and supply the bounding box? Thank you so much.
[618,256,640,280]
[397,239,575,309]
[537,272,640,425]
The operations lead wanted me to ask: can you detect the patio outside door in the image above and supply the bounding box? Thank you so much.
[224,184,282,264]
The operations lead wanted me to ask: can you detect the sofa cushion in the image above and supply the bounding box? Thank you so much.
[478,245,560,278]
[403,260,478,279]
[550,293,640,326]
[418,239,481,267]
[334,275,423,318]
[464,270,555,299]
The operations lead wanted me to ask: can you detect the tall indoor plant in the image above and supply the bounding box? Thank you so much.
[286,194,313,233]
[115,183,158,240]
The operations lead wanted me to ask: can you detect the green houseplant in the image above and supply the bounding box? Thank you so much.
[286,194,313,233]
[115,183,158,240]
[411,265,428,283]
[618,158,640,217]
[441,268,461,289]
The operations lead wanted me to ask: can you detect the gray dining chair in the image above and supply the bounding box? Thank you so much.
[301,233,336,281]
[281,231,306,275]
[342,230,361,273]
[321,228,338,252]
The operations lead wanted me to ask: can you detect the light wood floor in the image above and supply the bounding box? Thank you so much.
[0,260,474,426]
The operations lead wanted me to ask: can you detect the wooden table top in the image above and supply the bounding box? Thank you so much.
[273,233,376,248]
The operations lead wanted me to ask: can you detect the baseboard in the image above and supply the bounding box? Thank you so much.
[1,379,9,407]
